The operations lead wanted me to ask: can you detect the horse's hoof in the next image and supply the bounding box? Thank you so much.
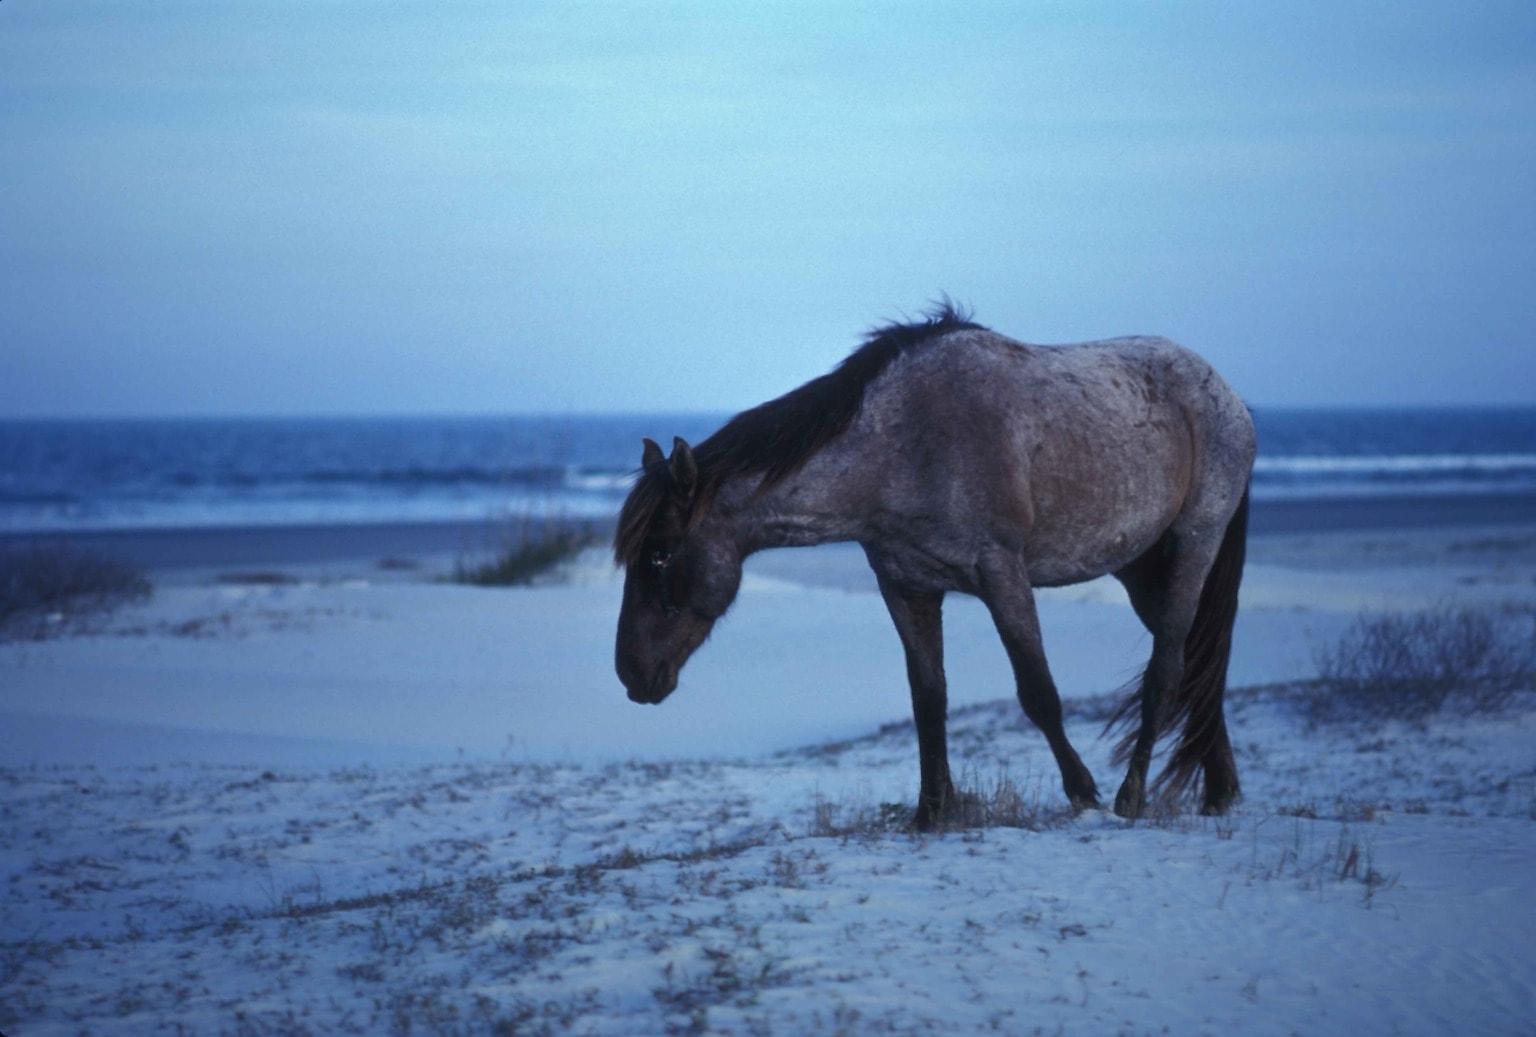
[1069,795,1102,815]
[1113,784,1145,820]
[910,801,947,832]
[1200,788,1240,816]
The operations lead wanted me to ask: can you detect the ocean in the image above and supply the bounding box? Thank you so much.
[1,409,1534,534]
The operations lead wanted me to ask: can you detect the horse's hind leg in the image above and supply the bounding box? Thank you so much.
[1112,624,1187,819]
[1199,716,1240,816]
[1113,534,1225,818]
[872,574,956,830]
[978,555,1100,811]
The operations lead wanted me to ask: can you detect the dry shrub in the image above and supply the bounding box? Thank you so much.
[1306,604,1535,724]
[0,543,152,639]
[451,512,599,587]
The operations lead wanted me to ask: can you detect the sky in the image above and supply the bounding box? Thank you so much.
[1,2,1533,417]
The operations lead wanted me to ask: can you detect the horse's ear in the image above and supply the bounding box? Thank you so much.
[669,437,697,502]
[641,437,666,471]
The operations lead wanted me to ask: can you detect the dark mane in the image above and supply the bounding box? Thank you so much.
[615,301,984,564]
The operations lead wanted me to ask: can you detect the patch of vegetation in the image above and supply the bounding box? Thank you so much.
[215,571,299,586]
[0,542,152,640]
[1303,604,1535,725]
[811,766,1073,837]
[450,512,600,587]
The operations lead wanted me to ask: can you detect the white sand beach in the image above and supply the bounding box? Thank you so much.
[2,513,1533,1035]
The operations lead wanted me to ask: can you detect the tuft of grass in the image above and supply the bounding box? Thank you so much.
[939,767,1068,832]
[0,542,152,640]
[810,767,1069,838]
[1333,829,1397,900]
[1303,604,1535,725]
[451,512,599,587]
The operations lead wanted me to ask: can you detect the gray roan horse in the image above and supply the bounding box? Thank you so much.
[614,304,1256,828]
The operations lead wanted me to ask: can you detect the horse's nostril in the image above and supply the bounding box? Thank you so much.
[619,659,674,704]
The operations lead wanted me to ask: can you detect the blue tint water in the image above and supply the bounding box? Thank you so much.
[1,409,1532,532]
[1251,408,1536,500]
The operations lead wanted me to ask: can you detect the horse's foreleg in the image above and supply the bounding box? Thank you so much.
[979,559,1100,812]
[874,578,954,830]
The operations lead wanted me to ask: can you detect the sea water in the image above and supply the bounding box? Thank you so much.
[1,409,1533,533]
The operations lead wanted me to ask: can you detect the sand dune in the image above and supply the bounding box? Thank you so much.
[1,521,1533,1034]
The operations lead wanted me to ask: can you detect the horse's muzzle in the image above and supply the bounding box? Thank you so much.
[622,662,677,704]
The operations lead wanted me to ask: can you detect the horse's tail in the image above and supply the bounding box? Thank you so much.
[1109,486,1250,800]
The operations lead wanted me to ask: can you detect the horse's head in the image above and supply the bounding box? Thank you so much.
[614,436,743,704]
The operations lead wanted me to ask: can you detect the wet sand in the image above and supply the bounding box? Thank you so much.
[3,492,1533,575]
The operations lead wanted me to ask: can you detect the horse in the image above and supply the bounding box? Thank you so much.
[614,303,1256,828]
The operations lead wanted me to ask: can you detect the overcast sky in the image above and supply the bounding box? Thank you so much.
[2,2,1533,417]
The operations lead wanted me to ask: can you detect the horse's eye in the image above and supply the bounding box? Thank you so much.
[649,549,672,569]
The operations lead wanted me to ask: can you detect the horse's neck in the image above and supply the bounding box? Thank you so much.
[718,447,871,555]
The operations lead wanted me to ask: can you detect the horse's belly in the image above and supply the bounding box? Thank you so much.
[1024,515,1168,585]
[1023,520,1164,587]
[1018,465,1184,587]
